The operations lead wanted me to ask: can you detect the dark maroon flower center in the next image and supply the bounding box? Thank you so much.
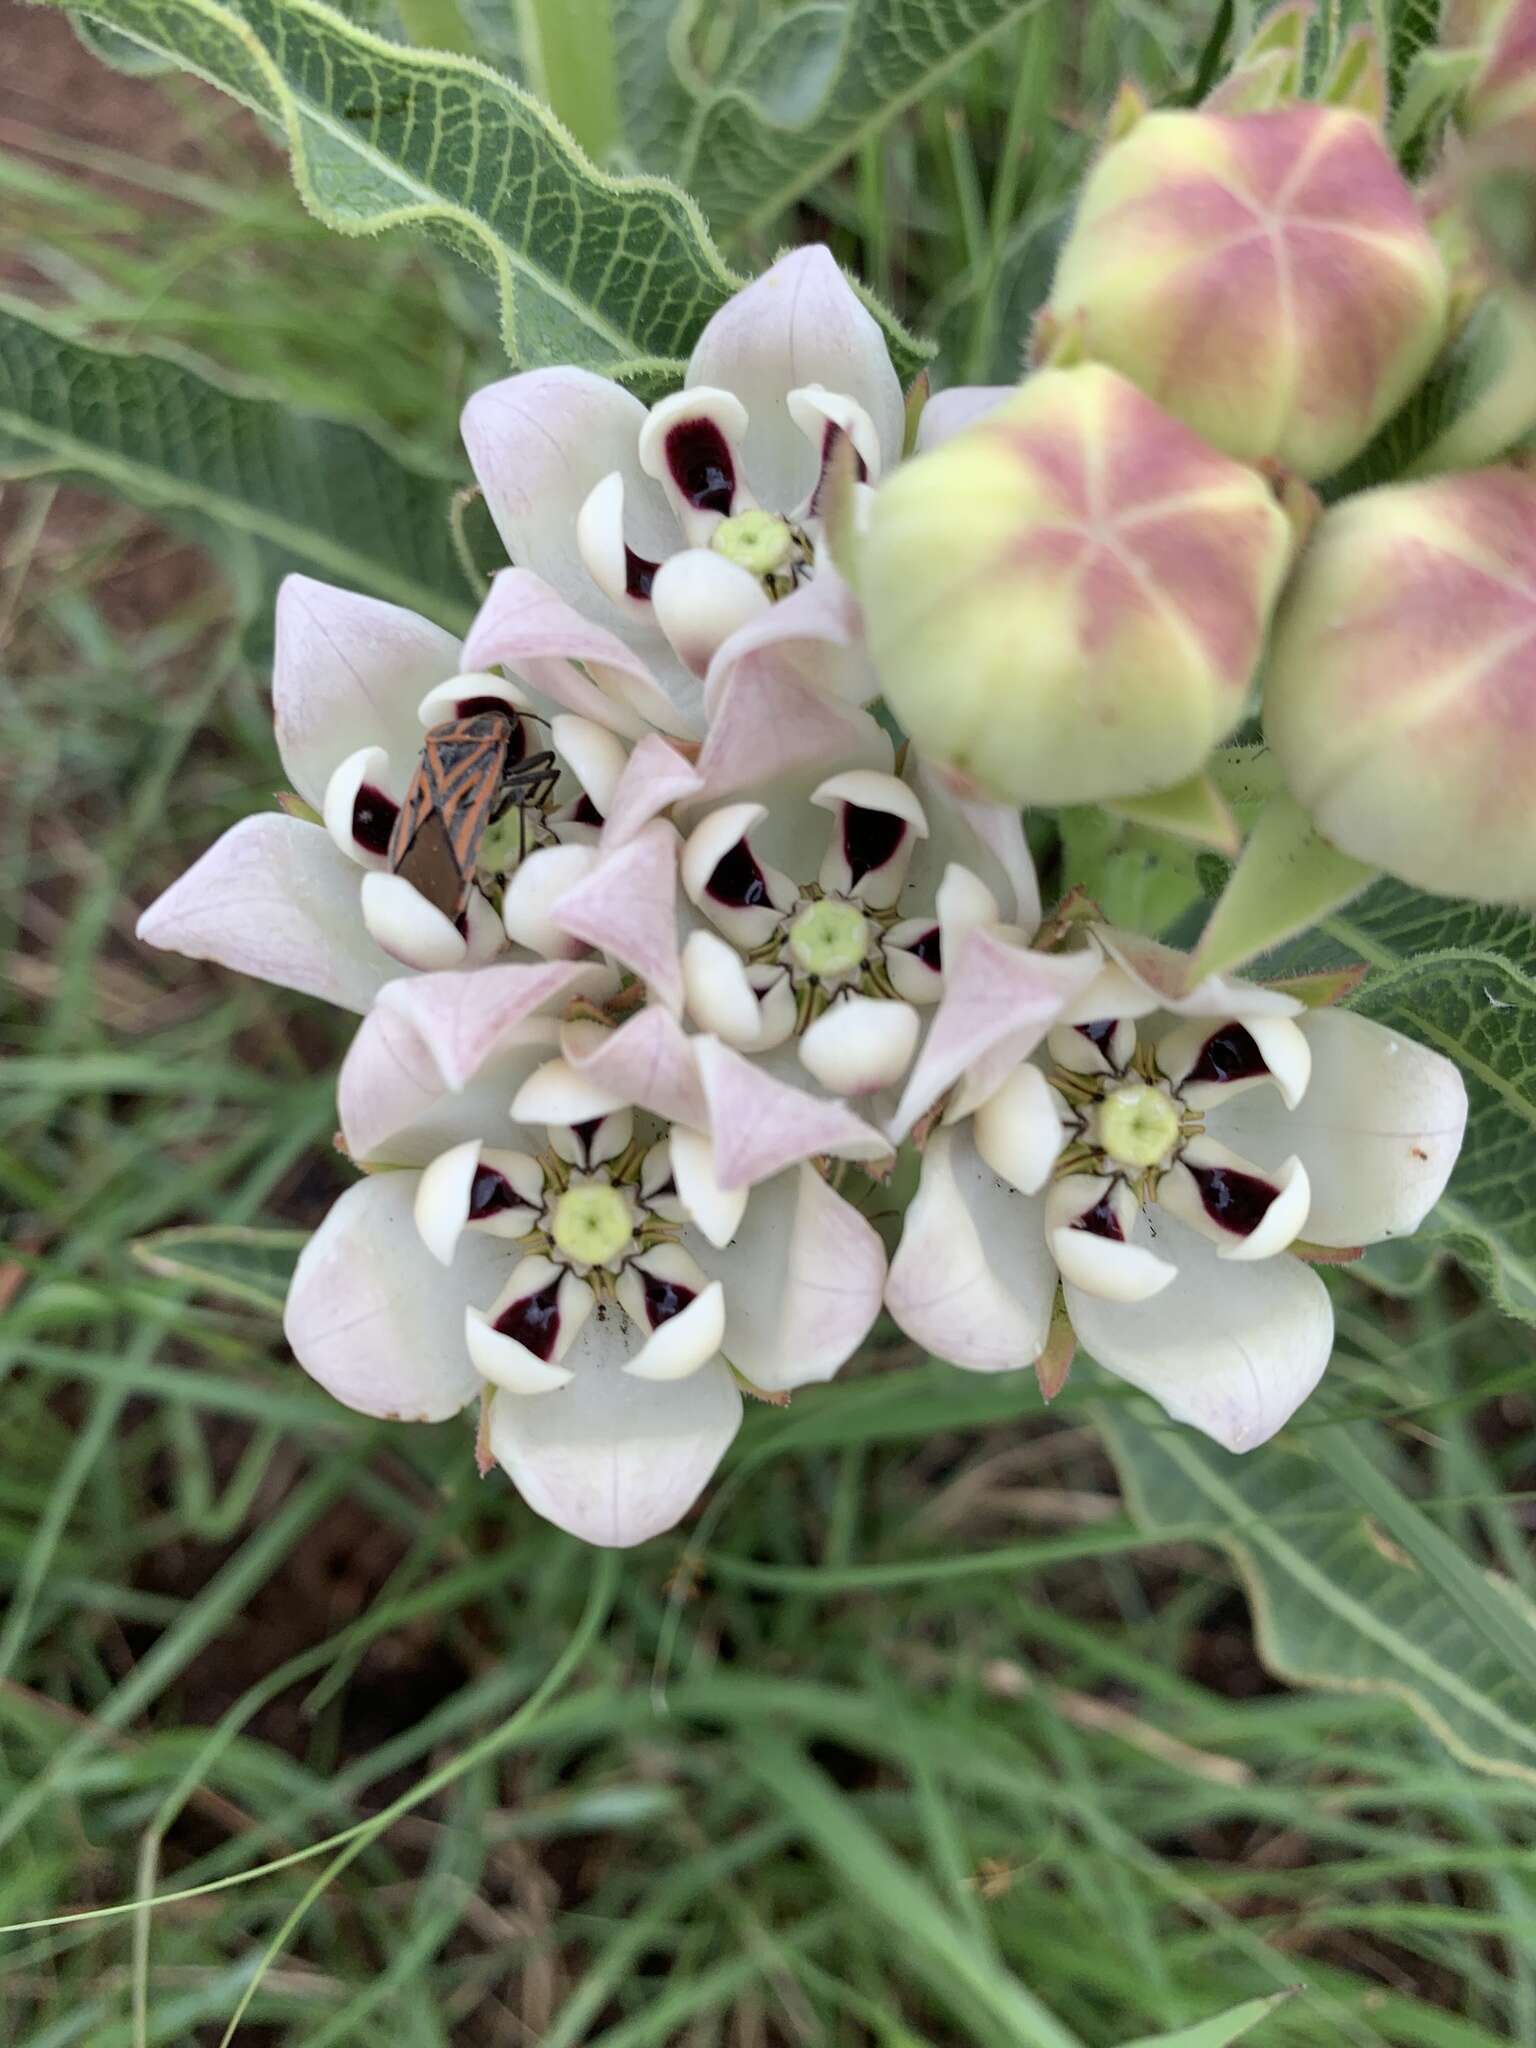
[642,1272,696,1328]
[707,839,772,910]
[624,545,660,600]
[1075,1191,1126,1241]
[1077,1019,1120,1058]
[468,1167,517,1220]
[495,1277,563,1360]
[350,784,399,857]
[907,925,942,972]
[1183,1023,1268,1088]
[1187,1163,1278,1237]
[666,418,736,515]
[842,804,906,888]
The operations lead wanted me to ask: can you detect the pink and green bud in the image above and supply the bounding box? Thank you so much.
[1466,0,1536,146]
[1045,106,1450,479]
[861,363,1294,807]
[1263,466,1536,906]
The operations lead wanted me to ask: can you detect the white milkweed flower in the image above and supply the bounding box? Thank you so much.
[886,927,1468,1451]
[135,574,686,1003]
[284,966,889,1547]
[461,246,991,745]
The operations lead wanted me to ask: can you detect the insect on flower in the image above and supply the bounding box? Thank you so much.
[388,706,560,929]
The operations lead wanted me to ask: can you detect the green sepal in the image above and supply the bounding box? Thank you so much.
[1187,790,1377,985]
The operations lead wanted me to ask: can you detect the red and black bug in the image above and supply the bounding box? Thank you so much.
[388,707,558,927]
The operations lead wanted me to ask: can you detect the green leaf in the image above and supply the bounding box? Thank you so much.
[1117,1990,1297,2048]
[1187,792,1377,985]
[1101,1404,1536,1784]
[0,297,477,631]
[1266,880,1536,1323]
[53,0,744,387]
[616,0,1048,238]
[131,1225,308,1314]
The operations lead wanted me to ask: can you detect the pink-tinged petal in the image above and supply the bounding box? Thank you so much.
[137,814,398,1014]
[284,1171,498,1422]
[461,567,700,741]
[1212,1009,1467,1248]
[686,245,904,508]
[560,1008,710,1131]
[890,931,1103,1141]
[915,385,1014,454]
[707,1162,887,1390]
[460,368,676,630]
[694,1037,893,1189]
[696,655,889,807]
[600,734,706,848]
[272,576,462,812]
[339,960,602,1165]
[1095,926,1305,1018]
[549,820,684,1013]
[1066,1215,1333,1451]
[885,1128,1055,1372]
[487,1333,742,1548]
[702,566,877,724]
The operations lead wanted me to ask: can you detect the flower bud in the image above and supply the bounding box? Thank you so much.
[862,363,1294,807]
[1046,107,1450,479]
[1466,0,1536,147]
[1263,466,1536,906]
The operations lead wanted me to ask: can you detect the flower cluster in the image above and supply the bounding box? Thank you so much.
[141,189,1475,1546]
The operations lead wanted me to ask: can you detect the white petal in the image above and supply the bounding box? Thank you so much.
[972,1062,1067,1196]
[883,920,944,1003]
[798,996,919,1095]
[1066,1215,1333,1451]
[512,1055,628,1129]
[487,1347,743,1547]
[415,671,531,725]
[1158,1147,1312,1263]
[1096,926,1304,1020]
[884,1128,1055,1372]
[272,576,461,811]
[904,752,1039,935]
[651,547,771,678]
[1214,1009,1468,1248]
[322,745,396,869]
[685,246,904,511]
[137,814,398,1014]
[709,1162,886,1390]
[1047,1017,1136,1077]
[460,369,676,636]
[414,1138,483,1266]
[667,1123,749,1249]
[787,383,885,501]
[936,863,1002,959]
[575,469,656,619]
[501,843,599,959]
[283,1172,493,1421]
[683,929,765,1046]
[551,714,629,819]
[701,569,879,728]
[1156,1015,1312,1112]
[466,1306,576,1395]
[1046,1176,1177,1304]
[361,871,470,972]
[625,1281,726,1382]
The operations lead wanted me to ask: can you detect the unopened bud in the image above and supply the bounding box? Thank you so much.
[1046,107,1449,479]
[1466,0,1536,147]
[1264,466,1536,906]
[862,364,1293,807]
